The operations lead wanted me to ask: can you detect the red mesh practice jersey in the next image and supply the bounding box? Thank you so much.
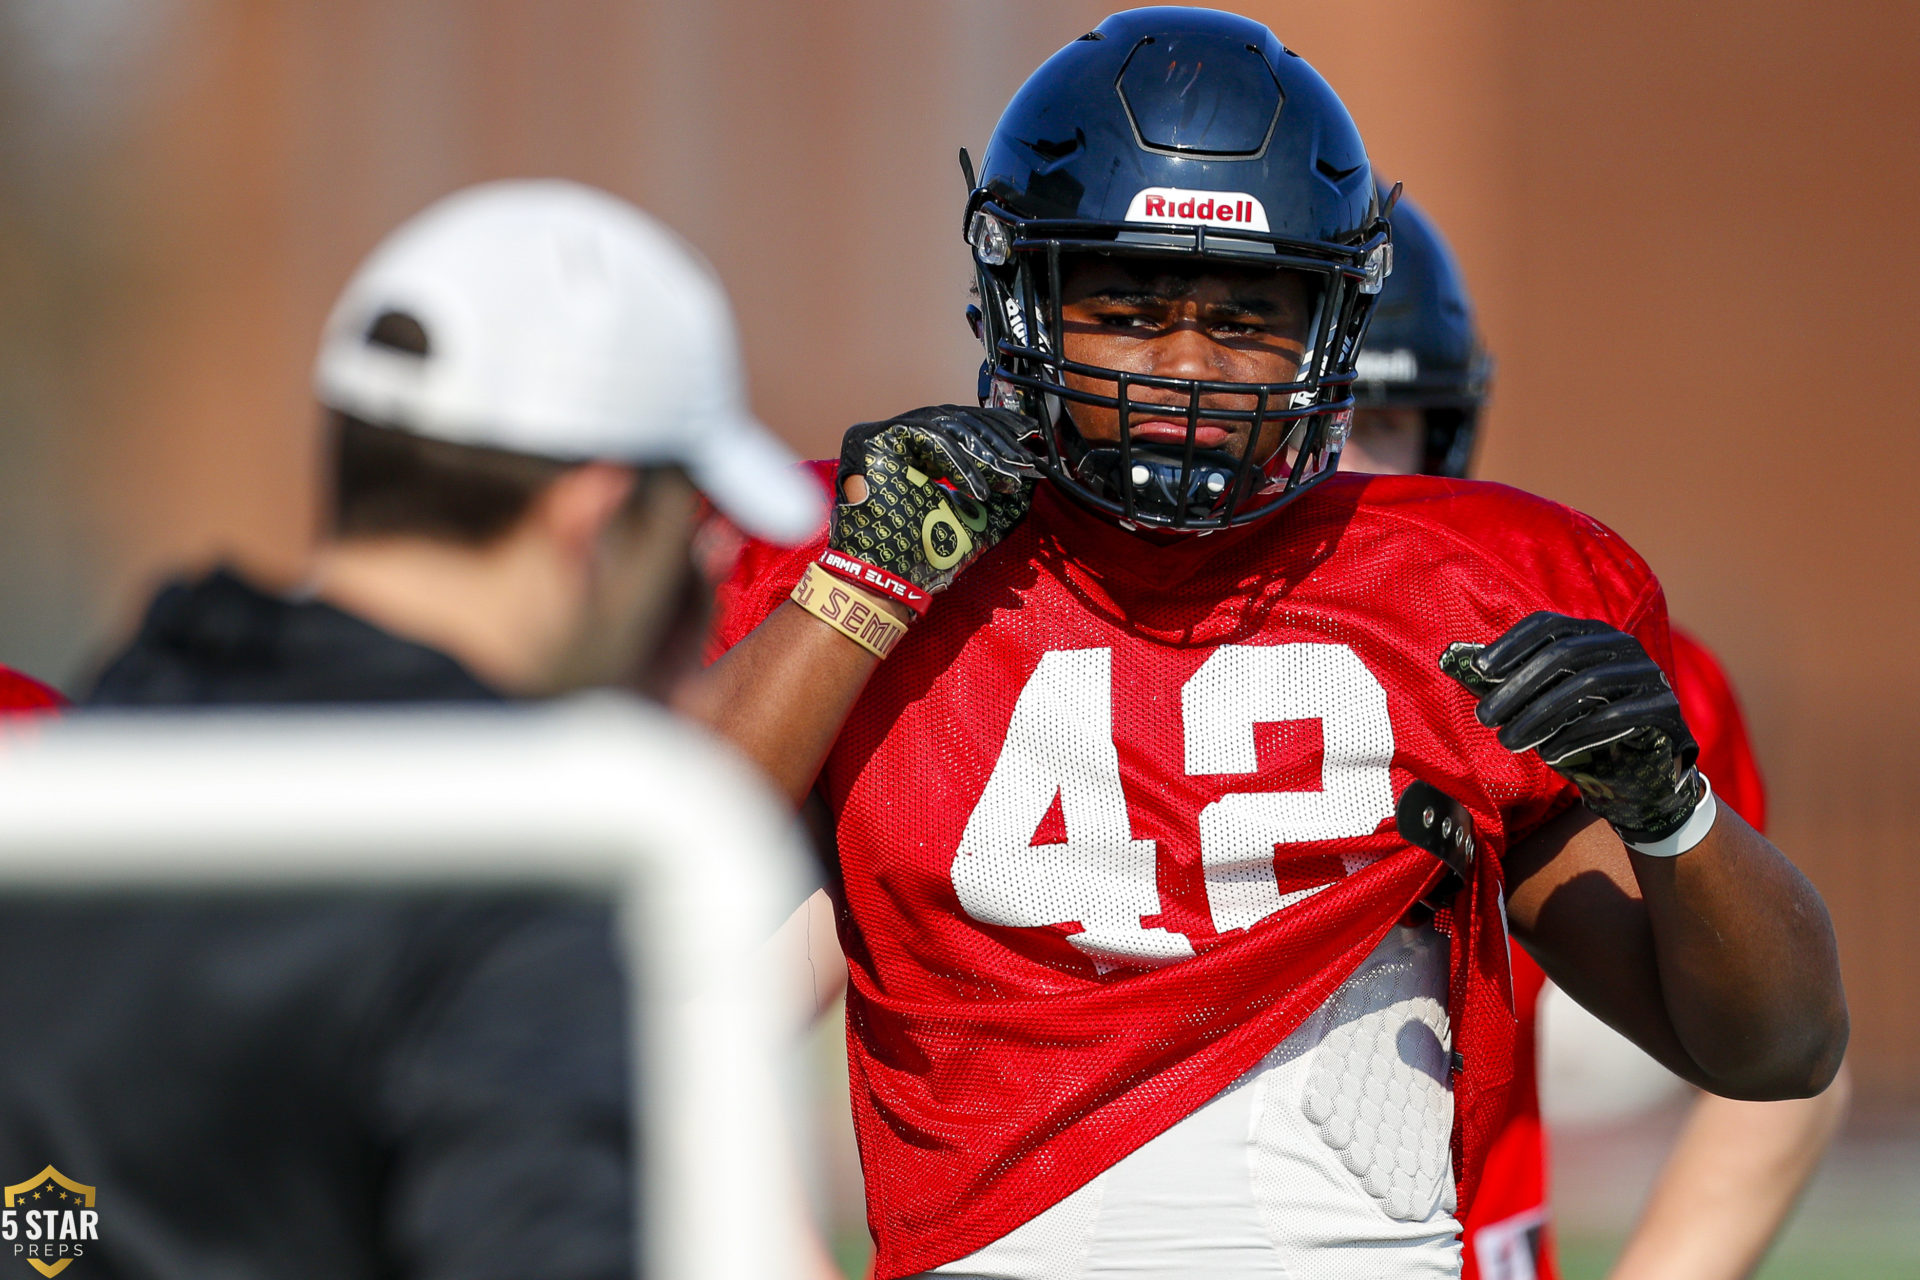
[1670,629,1768,836]
[714,467,1672,1278]
[0,666,64,715]
[1459,626,1768,1280]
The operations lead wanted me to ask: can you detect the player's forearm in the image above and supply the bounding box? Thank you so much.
[685,600,892,805]
[1606,1066,1850,1280]
[1454,615,1847,1097]
[1509,809,1843,1099]
[1628,808,1847,1097]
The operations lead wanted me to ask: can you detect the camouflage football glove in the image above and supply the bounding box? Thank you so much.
[1440,612,1707,845]
[831,405,1040,597]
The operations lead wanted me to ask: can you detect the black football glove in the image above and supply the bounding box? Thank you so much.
[1440,612,1706,844]
[831,405,1040,596]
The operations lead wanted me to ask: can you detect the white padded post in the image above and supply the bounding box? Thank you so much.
[0,695,811,1280]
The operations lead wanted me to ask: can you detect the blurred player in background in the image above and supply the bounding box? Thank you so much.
[1348,191,1850,1280]
[697,10,1845,1278]
[2,180,819,1280]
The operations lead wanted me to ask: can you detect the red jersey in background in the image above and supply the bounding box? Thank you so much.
[0,666,64,715]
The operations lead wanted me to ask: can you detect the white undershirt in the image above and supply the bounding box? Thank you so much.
[920,924,1462,1280]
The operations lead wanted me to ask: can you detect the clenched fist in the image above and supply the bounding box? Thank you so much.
[1442,612,1707,846]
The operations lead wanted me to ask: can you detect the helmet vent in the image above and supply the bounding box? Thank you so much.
[364,309,431,357]
[1029,132,1082,162]
[1116,33,1283,159]
[1317,157,1363,182]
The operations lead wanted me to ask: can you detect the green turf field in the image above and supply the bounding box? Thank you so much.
[1559,1232,1920,1280]
[1552,1110,1920,1280]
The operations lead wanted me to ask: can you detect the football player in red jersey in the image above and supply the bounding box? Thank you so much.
[1349,193,1849,1280]
[0,665,64,715]
[696,10,1845,1278]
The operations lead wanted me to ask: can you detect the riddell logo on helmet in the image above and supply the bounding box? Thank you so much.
[1124,188,1271,233]
[1355,349,1419,381]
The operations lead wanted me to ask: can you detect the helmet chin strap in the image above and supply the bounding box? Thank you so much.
[1291,344,1320,410]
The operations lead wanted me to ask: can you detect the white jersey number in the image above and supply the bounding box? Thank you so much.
[952,644,1395,967]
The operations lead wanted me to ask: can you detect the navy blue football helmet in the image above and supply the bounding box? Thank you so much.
[965,7,1391,531]
[1352,191,1491,478]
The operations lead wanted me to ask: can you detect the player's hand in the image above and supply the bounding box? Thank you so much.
[1440,612,1706,843]
[832,405,1040,596]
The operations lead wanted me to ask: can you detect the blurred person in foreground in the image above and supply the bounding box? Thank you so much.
[91,180,817,707]
[1,179,819,1280]
[695,9,1845,1278]
[1347,193,1850,1280]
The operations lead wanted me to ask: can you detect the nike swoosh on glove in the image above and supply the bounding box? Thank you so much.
[1440,611,1706,844]
[832,405,1040,596]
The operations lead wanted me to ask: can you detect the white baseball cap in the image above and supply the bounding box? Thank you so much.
[314,179,823,544]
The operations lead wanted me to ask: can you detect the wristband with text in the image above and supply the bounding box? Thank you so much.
[790,562,910,660]
[817,549,932,616]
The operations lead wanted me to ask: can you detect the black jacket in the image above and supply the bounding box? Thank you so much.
[0,569,632,1280]
[88,568,500,706]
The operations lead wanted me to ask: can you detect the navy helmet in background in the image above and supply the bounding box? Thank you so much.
[964,6,1392,530]
[1353,190,1492,478]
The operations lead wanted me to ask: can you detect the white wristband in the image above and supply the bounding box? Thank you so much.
[1623,773,1717,858]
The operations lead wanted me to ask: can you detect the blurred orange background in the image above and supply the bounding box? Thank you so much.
[2,0,1917,1113]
